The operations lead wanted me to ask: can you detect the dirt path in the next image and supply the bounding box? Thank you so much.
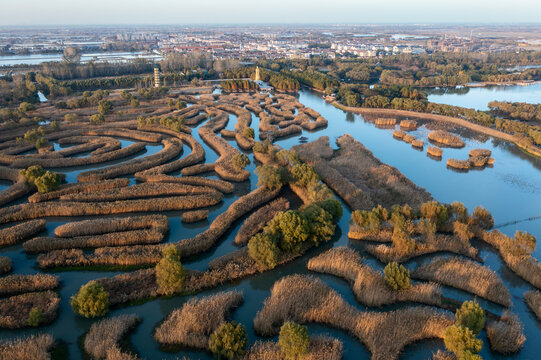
[333,103,541,158]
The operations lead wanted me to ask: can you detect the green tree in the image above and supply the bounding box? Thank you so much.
[383,262,412,291]
[155,244,186,295]
[27,307,44,327]
[256,165,285,190]
[71,281,109,318]
[315,199,343,223]
[291,163,319,187]
[279,322,310,360]
[208,322,248,360]
[242,127,255,139]
[98,99,113,115]
[352,210,382,234]
[444,325,483,359]
[456,301,485,335]
[89,113,105,124]
[420,201,449,228]
[34,170,61,193]
[232,153,250,171]
[304,204,335,245]
[248,232,279,270]
[267,210,310,253]
[19,165,45,185]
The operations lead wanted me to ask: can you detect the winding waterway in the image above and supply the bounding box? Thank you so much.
[0,86,540,359]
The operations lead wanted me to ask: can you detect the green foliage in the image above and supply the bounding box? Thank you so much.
[23,127,45,142]
[242,127,255,139]
[420,201,449,228]
[27,307,44,327]
[417,218,437,241]
[279,322,310,360]
[248,232,279,270]
[291,163,319,187]
[64,113,79,122]
[130,98,140,107]
[35,136,48,149]
[19,102,35,114]
[221,79,259,92]
[155,245,186,295]
[267,210,310,253]
[137,115,185,132]
[208,322,248,360]
[390,204,416,220]
[305,180,332,203]
[383,262,412,291]
[97,99,113,115]
[71,281,109,318]
[303,204,335,245]
[444,325,483,359]
[352,210,383,235]
[232,153,250,171]
[252,139,273,153]
[276,149,299,167]
[315,199,343,223]
[34,170,61,193]
[469,206,494,230]
[19,165,45,185]
[256,165,285,190]
[392,228,416,255]
[89,113,105,124]
[456,301,485,335]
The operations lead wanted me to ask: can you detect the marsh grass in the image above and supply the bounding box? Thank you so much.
[0,291,60,329]
[524,290,541,320]
[245,336,342,360]
[181,210,209,223]
[0,274,58,296]
[0,219,46,247]
[0,333,55,360]
[235,197,290,245]
[428,130,465,148]
[83,314,140,360]
[486,311,525,354]
[28,179,130,203]
[0,257,12,275]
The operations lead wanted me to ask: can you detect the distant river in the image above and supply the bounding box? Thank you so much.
[0,51,163,66]
[426,82,541,110]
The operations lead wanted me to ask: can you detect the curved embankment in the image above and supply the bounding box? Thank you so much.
[155,291,243,348]
[36,187,278,268]
[411,256,511,307]
[83,314,141,360]
[0,219,47,247]
[28,178,130,203]
[0,291,60,329]
[0,166,32,207]
[145,175,234,194]
[254,275,453,360]
[0,194,222,225]
[308,247,442,307]
[234,197,290,245]
[333,103,541,158]
[181,163,215,176]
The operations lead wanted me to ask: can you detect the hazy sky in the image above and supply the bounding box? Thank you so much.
[2,0,541,25]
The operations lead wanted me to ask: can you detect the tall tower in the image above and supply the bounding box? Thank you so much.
[254,66,261,82]
[154,67,160,88]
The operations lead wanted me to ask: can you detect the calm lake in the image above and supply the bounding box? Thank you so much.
[0,51,163,67]
[0,85,540,359]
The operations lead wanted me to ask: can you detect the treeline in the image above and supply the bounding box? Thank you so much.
[282,70,339,91]
[40,59,155,80]
[0,74,38,106]
[489,101,541,122]
[221,80,259,92]
[224,67,300,91]
[380,69,472,87]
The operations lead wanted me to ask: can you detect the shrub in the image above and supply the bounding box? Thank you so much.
[421,201,449,228]
[256,165,285,190]
[34,171,61,193]
[97,99,113,114]
[20,165,45,185]
[443,325,483,359]
[130,98,140,107]
[512,231,536,256]
[372,205,389,222]
[279,321,310,360]
[392,228,416,255]
[64,113,78,122]
[155,244,186,295]
[315,199,343,223]
[418,218,437,241]
[291,163,319,187]
[451,201,469,223]
[267,210,310,253]
[391,204,416,220]
[469,206,494,229]
[456,301,485,335]
[35,137,48,149]
[304,204,335,246]
[55,100,67,109]
[71,281,109,318]
[89,113,105,124]
[253,139,272,153]
[208,321,248,360]
[389,212,415,235]
[27,307,43,327]
[248,232,279,270]
[242,127,255,139]
[306,180,332,203]
[232,153,250,171]
[383,262,412,291]
[175,100,186,110]
[19,102,35,113]
[352,210,382,234]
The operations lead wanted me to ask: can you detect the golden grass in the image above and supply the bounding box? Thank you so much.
[181,163,215,176]
[0,220,46,247]
[469,149,491,157]
[348,226,393,242]
[235,197,290,245]
[28,179,130,203]
[245,336,343,360]
[0,257,12,275]
[403,134,415,144]
[154,291,243,348]
[84,314,140,360]
[400,120,419,130]
[428,130,465,148]
[524,290,541,321]
[412,256,511,306]
[0,274,58,296]
[375,118,397,127]
[0,291,60,329]
[0,333,55,360]
[393,130,406,139]
[0,194,222,224]
[427,146,443,157]
[181,210,209,223]
[0,181,32,208]
[411,139,424,148]
[308,247,442,307]
[486,311,525,354]
[254,275,453,360]
[146,175,234,194]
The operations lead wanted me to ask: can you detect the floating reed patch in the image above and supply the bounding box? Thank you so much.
[400,120,418,130]
[0,257,12,275]
[446,158,470,170]
[411,139,424,148]
[154,291,243,348]
[412,256,511,307]
[254,275,453,360]
[403,134,415,144]
[308,247,442,307]
[393,130,406,139]
[428,130,465,148]
[84,314,140,360]
[182,210,209,223]
[375,118,397,127]
[0,333,55,360]
[427,146,443,157]
[235,197,290,245]
[246,336,343,360]
[486,311,526,354]
[524,290,541,321]
[0,194,222,224]
[469,148,491,157]
[0,274,59,296]
[0,291,60,329]
[0,220,46,247]
[28,179,130,203]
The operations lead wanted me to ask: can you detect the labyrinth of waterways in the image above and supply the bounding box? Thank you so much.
[1,87,540,359]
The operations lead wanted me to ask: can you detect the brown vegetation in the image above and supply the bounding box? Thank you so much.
[486,311,525,354]
[28,178,130,203]
[400,120,419,130]
[0,274,58,296]
[182,210,209,223]
[427,146,443,157]
[245,336,342,360]
[84,314,140,360]
[0,257,12,275]
[181,163,215,176]
[0,333,55,360]
[235,197,290,245]
[524,290,541,321]
[0,291,60,329]
[0,220,46,247]
[375,118,397,127]
[428,130,465,148]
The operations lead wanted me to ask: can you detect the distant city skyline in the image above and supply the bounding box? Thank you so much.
[2,0,541,26]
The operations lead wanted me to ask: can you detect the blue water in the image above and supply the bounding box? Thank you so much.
[1,87,541,359]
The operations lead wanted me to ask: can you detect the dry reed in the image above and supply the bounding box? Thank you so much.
[181,163,216,176]
[393,130,406,139]
[235,197,290,245]
[145,175,234,194]
[0,220,46,247]
[0,333,55,360]
[0,274,58,296]
[245,337,342,360]
[0,291,60,329]
[84,314,140,360]
[28,179,130,203]
[375,118,397,127]
[427,146,443,157]
[0,257,12,275]
[524,290,541,321]
[446,158,470,170]
[400,120,418,130]
[428,130,465,148]
[403,134,415,143]
[182,210,209,223]
[469,149,491,157]
[486,311,525,354]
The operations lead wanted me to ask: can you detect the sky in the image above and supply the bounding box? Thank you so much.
[2,0,541,25]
